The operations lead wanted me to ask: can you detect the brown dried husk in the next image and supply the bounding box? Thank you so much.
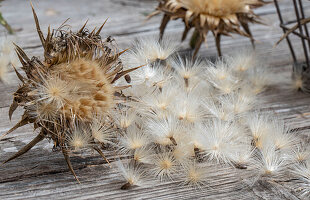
[150,0,268,57]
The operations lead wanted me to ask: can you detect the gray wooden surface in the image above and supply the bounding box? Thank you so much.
[0,0,310,199]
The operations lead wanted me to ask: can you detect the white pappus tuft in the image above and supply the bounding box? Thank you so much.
[117,160,146,190]
[151,150,178,181]
[119,126,150,153]
[145,115,180,145]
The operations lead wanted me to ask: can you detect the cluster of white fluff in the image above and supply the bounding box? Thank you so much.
[0,38,18,82]
[110,38,310,196]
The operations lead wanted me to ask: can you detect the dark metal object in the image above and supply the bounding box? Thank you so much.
[274,0,310,92]
[274,0,310,68]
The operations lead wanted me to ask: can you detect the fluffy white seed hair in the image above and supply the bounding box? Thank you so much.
[139,83,178,115]
[173,138,195,163]
[291,161,310,197]
[225,49,257,74]
[117,160,145,188]
[150,65,173,89]
[190,123,207,151]
[290,146,310,163]
[0,38,17,83]
[145,115,180,145]
[34,102,58,121]
[169,55,205,86]
[67,125,91,150]
[127,64,158,86]
[219,92,255,116]
[200,119,243,164]
[133,146,154,164]
[171,92,206,123]
[202,99,234,121]
[151,150,178,181]
[206,59,240,94]
[291,68,308,92]
[34,74,73,109]
[181,161,207,188]
[0,55,9,82]
[245,112,271,149]
[206,59,233,81]
[90,117,115,145]
[116,108,138,129]
[119,126,149,153]
[178,75,212,97]
[267,119,298,151]
[122,37,178,66]
[228,144,255,169]
[255,145,287,177]
[111,41,299,189]
[122,84,150,98]
[245,67,270,94]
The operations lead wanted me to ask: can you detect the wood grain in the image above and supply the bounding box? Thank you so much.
[0,0,310,199]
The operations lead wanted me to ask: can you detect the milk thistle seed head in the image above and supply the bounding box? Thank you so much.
[2,5,139,182]
[150,0,268,56]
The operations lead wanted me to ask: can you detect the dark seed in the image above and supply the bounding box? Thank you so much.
[121,182,132,190]
[125,74,131,83]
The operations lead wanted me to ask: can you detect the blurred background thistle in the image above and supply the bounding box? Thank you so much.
[149,0,268,57]
[0,0,13,34]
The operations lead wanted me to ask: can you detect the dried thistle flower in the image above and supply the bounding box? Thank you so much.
[150,0,267,56]
[2,6,139,182]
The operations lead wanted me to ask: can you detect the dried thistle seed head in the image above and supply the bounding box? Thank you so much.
[4,6,138,182]
[52,58,116,120]
[150,0,267,56]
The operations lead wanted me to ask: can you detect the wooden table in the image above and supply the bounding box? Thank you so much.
[0,0,310,199]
